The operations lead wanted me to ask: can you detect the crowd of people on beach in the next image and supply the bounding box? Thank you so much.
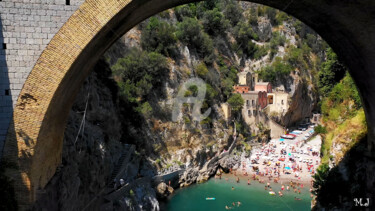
[216,128,321,208]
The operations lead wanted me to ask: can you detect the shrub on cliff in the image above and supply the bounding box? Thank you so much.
[141,17,178,58]
[112,48,169,106]
[176,17,214,63]
[318,48,347,97]
[232,21,259,58]
[202,8,229,35]
[228,93,244,114]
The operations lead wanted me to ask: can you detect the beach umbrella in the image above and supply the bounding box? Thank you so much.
[285,167,291,170]
[279,138,285,141]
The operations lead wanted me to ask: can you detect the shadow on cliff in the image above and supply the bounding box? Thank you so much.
[0,16,19,210]
[312,135,372,210]
[31,58,161,210]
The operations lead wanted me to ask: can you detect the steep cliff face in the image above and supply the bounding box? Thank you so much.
[33,60,126,210]
[282,77,318,126]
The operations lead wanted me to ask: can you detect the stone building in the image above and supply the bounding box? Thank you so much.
[238,71,252,87]
[266,92,289,115]
[241,91,260,132]
[311,113,321,124]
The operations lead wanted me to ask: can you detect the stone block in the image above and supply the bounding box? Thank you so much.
[19,50,27,56]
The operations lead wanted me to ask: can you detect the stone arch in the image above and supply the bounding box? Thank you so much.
[2,0,375,209]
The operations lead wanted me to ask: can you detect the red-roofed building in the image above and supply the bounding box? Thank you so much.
[254,82,272,93]
[233,85,250,93]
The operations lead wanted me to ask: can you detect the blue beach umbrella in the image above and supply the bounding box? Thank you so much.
[285,167,291,170]
[279,138,285,141]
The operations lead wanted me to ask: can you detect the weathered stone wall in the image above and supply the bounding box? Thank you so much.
[0,0,84,157]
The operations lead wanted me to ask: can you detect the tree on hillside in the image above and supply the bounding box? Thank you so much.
[233,21,259,57]
[174,4,194,21]
[141,17,177,58]
[176,17,214,63]
[318,48,347,97]
[202,8,229,35]
[223,0,243,25]
[112,48,169,105]
[228,93,244,118]
[257,57,292,85]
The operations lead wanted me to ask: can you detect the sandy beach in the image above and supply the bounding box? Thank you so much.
[219,126,322,189]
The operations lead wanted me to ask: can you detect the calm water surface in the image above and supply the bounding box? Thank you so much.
[166,177,311,211]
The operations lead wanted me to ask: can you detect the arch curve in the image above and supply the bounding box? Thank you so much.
[3,0,375,209]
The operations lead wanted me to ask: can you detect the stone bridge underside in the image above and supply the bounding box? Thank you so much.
[2,0,375,209]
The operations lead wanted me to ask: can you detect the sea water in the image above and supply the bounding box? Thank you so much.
[166,177,311,211]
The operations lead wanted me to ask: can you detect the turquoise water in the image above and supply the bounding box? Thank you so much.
[166,177,311,211]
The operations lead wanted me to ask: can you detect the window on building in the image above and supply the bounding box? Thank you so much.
[246,100,249,106]
[248,110,251,116]
[268,95,273,104]
[66,0,70,5]
[5,89,10,96]
[281,100,284,105]
[253,110,256,116]
[252,100,255,106]
[2,43,6,49]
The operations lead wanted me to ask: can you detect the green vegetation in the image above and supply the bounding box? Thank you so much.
[318,48,347,97]
[257,57,292,85]
[233,21,259,57]
[174,4,195,21]
[313,47,367,209]
[321,73,361,123]
[129,189,135,196]
[314,124,327,134]
[195,62,209,78]
[184,116,191,124]
[176,17,214,63]
[253,45,269,60]
[173,160,184,166]
[256,5,290,26]
[112,48,169,115]
[141,17,177,57]
[223,0,243,25]
[227,93,244,116]
[269,32,286,59]
[202,8,229,35]
[315,48,365,164]
[200,116,212,125]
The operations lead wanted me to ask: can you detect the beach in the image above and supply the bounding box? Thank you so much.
[166,128,320,210]
[220,126,321,188]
